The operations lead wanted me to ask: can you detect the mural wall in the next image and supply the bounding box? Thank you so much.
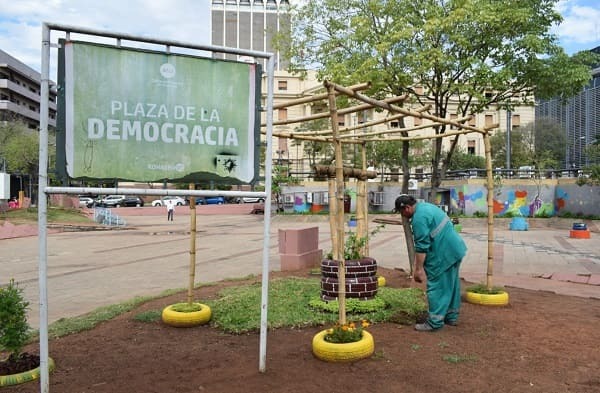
[283,181,600,217]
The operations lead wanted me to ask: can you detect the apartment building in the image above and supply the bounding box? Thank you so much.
[0,48,57,129]
[536,46,600,169]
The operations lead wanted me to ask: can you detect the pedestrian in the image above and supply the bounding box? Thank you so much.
[395,194,467,331]
[166,199,174,221]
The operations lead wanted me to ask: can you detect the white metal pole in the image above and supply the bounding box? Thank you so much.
[38,22,51,393]
[259,54,275,373]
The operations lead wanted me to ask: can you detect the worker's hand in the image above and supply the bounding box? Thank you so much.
[413,267,426,283]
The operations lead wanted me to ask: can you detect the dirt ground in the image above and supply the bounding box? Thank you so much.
[5,267,600,393]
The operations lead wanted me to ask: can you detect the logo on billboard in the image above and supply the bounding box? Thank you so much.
[159,63,176,79]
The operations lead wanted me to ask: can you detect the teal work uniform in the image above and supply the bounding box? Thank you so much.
[411,202,467,329]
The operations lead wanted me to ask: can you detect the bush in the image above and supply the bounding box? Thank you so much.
[0,280,31,358]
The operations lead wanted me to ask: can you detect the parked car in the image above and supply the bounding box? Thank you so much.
[236,196,265,204]
[78,196,94,208]
[151,196,186,207]
[97,195,144,208]
[196,196,225,205]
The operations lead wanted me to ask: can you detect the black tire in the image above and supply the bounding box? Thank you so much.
[176,202,183,206]
[115,204,121,208]
[135,203,141,207]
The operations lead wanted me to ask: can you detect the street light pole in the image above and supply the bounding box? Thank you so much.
[506,110,512,175]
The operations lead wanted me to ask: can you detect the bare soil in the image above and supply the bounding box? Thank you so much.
[4,267,600,393]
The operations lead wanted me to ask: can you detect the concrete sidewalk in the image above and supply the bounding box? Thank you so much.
[1,213,598,329]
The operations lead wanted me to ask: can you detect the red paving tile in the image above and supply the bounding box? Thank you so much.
[588,275,600,286]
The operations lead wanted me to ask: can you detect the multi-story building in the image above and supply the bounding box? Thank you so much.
[536,46,600,169]
[0,48,57,129]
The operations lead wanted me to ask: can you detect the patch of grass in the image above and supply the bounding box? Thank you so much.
[442,353,478,363]
[32,277,425,341]
[1,207,92,225]
[133,310,162,322]
[308,296,387,314]
[207,277,427,334]
[411,344,422,351]
[466,283,505,295]
[438,341,450,349]
[170,302,203,312]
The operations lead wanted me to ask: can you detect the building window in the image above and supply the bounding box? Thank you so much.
[449,113,458,129]
[467,140,476,155]
[512,114,520,129]
[485,114,493,127]
[278,80,287,91]
[414,117,422,126]
[390,121,399,128]
[337,113,345,126]
[278,108,287,121]
[469,115,476,127]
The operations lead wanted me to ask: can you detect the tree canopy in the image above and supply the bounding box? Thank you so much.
[281,0,598,197]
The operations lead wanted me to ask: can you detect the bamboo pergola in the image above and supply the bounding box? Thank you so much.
[263,80,499,324]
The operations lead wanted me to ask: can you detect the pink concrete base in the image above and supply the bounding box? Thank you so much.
[280,249,323,271]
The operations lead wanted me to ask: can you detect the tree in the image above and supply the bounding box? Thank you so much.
[447,148,486,171]
[490,118,566,173]
[489,129,530,169]
[281,0,598,200]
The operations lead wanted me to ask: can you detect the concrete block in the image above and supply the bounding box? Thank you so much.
[280,249,322,271]
[278,227,319,254]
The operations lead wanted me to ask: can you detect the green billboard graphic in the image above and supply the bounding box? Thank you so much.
[60,41,259,183]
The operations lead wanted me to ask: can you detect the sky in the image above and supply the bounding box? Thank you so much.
[0,0,599,79]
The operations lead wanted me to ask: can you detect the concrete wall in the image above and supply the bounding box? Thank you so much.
[282,179,600,217]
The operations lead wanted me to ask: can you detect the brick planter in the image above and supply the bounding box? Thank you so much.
[320,257,378,300]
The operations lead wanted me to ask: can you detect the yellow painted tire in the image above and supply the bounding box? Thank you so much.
[161,303,211,327]
[377,276,386,287]
[0,357,55,387]
[465,290,509,306]
[312,330,374,363]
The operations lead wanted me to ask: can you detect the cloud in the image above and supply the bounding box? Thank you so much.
[555,1,600,46]
[0,0,211,76]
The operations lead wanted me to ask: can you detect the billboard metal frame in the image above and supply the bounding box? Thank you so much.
[39,22,275,392]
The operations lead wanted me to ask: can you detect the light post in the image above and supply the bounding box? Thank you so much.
[506,110,511,176]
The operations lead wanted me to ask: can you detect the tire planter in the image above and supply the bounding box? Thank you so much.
[465,290,509,306]
[320,258,379,300]
[161,303,212,327]
[0,357,55,387]
[312,330,374,363]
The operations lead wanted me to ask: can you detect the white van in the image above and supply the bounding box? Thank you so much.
[518,166,535,178]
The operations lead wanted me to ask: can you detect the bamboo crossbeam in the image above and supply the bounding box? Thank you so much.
[323,80,488,135]
[272,82,371,110]
[262,95,408,127]
[313,165,377,180]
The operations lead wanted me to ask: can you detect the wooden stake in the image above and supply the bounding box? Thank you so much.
[326,82,347,325]
[187,183,196,305]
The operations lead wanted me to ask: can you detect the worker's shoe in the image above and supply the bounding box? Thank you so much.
[414,322,436,332]
[445,319,458,326]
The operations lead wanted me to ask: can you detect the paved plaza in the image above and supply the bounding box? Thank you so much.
[1,209,599,329]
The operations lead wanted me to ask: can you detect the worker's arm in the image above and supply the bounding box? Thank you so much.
[413,252,426,283]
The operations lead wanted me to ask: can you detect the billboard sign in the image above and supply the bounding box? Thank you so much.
[58,41,259,183]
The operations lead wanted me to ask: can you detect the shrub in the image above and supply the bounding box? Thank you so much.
[0,280,31,358]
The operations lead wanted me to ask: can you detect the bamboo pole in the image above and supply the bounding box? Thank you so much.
[357,142,368,256]
[484,133,495,290]
[326,82,347,325]
[328,178,337,260]
[187,183,197,304]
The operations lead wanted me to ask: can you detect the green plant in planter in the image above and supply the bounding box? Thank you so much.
[466,283,505,295]
[326,224,385,260]
[0,280,31,361]
[324,320,370,343]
